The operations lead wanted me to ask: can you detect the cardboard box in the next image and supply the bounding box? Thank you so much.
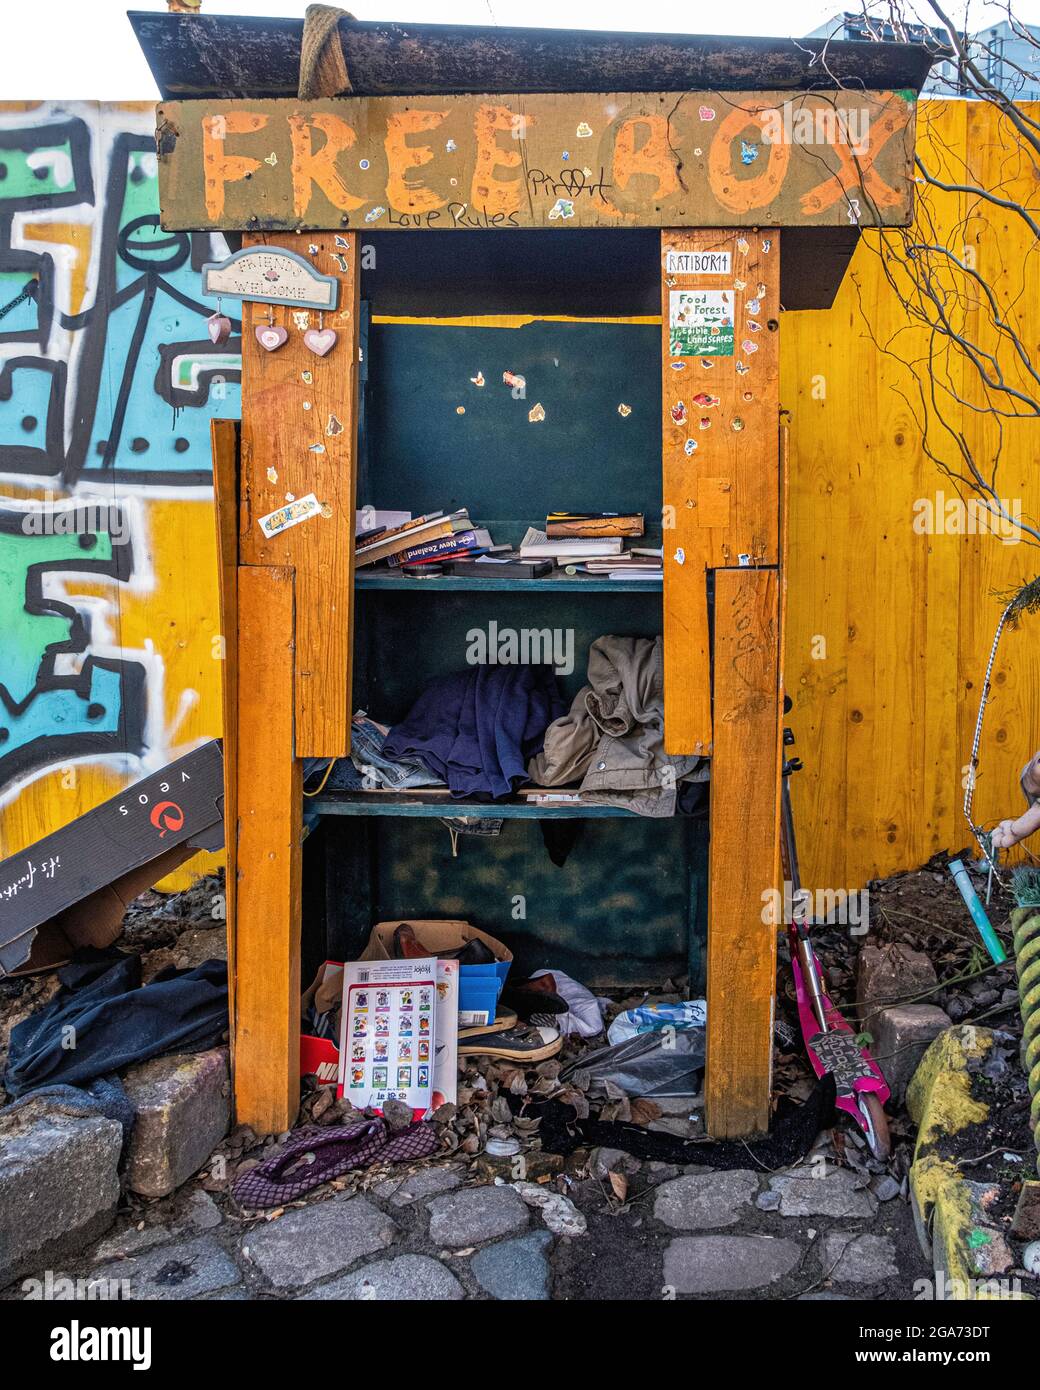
[0,741,224,975]
[362,920,512,1027]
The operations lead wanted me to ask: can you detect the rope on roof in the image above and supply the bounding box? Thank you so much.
[299,5,356,100]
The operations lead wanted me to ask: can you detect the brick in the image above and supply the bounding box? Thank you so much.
[0,1109,121,1287]
[664,1235,802,1293]
[427,1186,528,1246]
[1010,1181,1040,1241]
[123,1047,231,1197]
[241,1195,397,1289]
[857,943,937,1027]
[653,1170,760,1229]
[874,1005,950,1102]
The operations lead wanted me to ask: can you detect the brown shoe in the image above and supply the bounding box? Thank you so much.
[392,923,428,959]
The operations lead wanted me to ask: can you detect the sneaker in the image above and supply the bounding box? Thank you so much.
[458,1023,562,1062]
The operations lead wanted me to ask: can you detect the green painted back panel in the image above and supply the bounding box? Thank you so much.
[318,814,707,990]
[354,588,660,715]
[360,319,663,548]
[312,302,708,989]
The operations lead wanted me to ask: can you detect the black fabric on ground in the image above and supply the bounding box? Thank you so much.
[3,949,228,1099]
[521,1073,836,1170]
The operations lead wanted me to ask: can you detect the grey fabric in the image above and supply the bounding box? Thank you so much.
[528,636,707,817]
[0,1076,136,1158]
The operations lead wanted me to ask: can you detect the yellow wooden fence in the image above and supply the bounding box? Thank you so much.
[784,98,1040,891]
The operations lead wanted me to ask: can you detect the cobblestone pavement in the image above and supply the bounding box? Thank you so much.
[2,1150,932,1302]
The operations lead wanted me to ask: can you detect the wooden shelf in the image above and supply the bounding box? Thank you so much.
[355,571,662,593]
[310,789,639,818]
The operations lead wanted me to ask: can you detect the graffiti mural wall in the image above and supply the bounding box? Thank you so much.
[0,102,239,880]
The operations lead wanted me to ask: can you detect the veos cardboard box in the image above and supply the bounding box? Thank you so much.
[0,740,224,975]
[361,920,511,1027]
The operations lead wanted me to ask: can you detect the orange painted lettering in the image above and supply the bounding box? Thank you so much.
[612,116,680,203]
[288,113,365,218]
[800,95,909,218]
[202,111,268,221]
[470,105,527,217]
[707,106,791,214]
[384,109,449,214]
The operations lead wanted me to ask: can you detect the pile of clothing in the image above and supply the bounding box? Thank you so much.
[1,948,229,1151]
[382,663,564,799]
[310,637,707,819]
[530,635,708,816]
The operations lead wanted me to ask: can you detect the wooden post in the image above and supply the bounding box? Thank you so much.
[661,228,783,1137]
[210,418,239,1065]
[705,567,781,1136]
[234,565,302,1132]
[219,231,359,1132]
[238,234,360,758]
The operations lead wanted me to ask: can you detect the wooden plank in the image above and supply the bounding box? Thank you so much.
[705,565,781,1137]
[779,286,851,892]
[239,231,360,758]
[776,97,1040,889]
[661,227,780,754]
[156,91,916,232]
[210,418,239,1059]
[234,564,302,1133]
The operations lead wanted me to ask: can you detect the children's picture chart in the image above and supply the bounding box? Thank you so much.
[339,958,436,1115]
[669,288,735,357]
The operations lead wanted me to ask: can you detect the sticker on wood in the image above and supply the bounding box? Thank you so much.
[661,228,781,755]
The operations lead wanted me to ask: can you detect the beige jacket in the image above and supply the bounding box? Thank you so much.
[528,635,707,817]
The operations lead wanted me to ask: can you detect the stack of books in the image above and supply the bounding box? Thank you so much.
[519,527,624,564]
[519,514,662,581]
[577,551,663,581]
[353,509,662,582]
[355,510,493,570]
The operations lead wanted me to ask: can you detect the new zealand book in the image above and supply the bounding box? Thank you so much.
[355,510,471,567]
[389,528,493,567]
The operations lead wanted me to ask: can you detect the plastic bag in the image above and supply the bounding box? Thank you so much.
[561,1028,705,1099]
[529,969,607,1037]
[607,999,706,1046]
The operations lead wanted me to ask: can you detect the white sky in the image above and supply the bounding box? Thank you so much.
[1,0,1039,100]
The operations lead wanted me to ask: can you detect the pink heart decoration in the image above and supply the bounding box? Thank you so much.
[207,312,232,346]
[255,324,288,352]
[303,327,338,357]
